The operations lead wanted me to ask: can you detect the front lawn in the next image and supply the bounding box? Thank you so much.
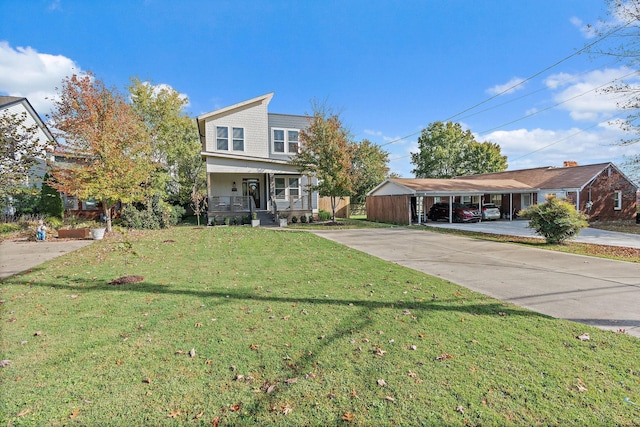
[1,227,639,426]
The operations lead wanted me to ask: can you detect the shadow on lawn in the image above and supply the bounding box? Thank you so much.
[22,275,550,319]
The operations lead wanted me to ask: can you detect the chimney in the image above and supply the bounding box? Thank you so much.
[563,161,578,167]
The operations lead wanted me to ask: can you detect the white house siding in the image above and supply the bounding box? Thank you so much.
[1,102,51,152]
[203,100,269,158]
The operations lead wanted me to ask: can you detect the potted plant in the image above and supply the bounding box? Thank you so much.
[251,212,260,227]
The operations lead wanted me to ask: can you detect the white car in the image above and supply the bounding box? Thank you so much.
[480,203,501,220]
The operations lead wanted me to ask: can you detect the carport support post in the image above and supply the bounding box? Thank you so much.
[448,198,453,223]
[509,193,513,221]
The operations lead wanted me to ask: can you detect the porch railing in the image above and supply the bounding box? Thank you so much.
[209,196,252,213]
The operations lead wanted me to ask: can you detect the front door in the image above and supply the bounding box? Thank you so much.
[243,178,261,209]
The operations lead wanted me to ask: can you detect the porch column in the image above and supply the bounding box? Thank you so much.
[268,173,275,212]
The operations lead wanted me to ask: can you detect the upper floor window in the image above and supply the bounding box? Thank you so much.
[232,128,244,151]
[216,126,228,150]
[614,190,622,210]
[272,128,300,153]
[216,126,244,151]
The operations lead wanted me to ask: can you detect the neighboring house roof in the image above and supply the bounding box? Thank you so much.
[458,162,637,191]
[369,178,535,197]
[369,162,638,197]
[0,95,55,143]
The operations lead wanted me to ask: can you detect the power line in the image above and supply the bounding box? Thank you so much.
[379,20,633,148]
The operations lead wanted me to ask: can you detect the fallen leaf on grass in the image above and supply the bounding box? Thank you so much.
[212,416,220,426]
[8,318,16,322]
[436,353,454,361]
[456,405,465,414]
[17,409,30,417]
[194,322,203,328]
[409,345,417,350]
[189,348,196,358]
[70,409,80,419]
[168,410,181,418]
[266,384,277,394]
[115,359,123,366]
[230,403,242,412]
[577,385,588,392]
[193,411,204,420]
[175,350,186,355]
[577,333,590,341]
[143,377,151,384]
[284,377,297,384]
[342,412,355,421]
[408,371,418,378]
[33,331,42,336]
[249,344,259,351]
[350,388,359,399]
[281,404,292,415]
[377,379,387,387]
[385,395,396,402]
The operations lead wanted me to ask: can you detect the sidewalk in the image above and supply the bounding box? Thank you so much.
[0,239,93,280]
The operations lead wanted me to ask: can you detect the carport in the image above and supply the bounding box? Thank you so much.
[367,178,538,225]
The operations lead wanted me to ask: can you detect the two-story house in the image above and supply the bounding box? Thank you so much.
[196,93,318,224]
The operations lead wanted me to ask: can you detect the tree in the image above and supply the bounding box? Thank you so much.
[129,78,203,204]
[0,110,51,202]
[49,73,154,232]
[410,121,507,178]
[39,173,64,219]
[519,196,589,244]
[588,1,640,178]
[290,105,354,222]
[351,139,390,205]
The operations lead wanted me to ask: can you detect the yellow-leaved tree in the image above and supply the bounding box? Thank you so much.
[49,73,154,233]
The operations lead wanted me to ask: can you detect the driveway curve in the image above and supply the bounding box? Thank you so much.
[312,228,640,337]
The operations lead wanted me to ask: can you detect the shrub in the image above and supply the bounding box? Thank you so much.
[38,174,64,219]
[519,196,589,244]
[291,216,298,223]
[46,217,64,230]
[300,215,307,223]
[308,215,315,223]
[0,223,21,234]
[224,217,230,226]
[120,197,184,230]
[318,210,331,221]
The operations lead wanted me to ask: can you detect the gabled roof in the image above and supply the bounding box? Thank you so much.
[197,92,274,121]
[0,96,55,143]
[458,162,631,191]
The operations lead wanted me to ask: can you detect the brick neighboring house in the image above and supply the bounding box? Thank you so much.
[196,93,318,224]
[460,162,637,222]
[367,162,638,225]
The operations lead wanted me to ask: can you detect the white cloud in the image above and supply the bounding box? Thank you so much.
[544,67,640,122]
[0,41,80,115]
[481,125,638,171]
[486,77,526,96]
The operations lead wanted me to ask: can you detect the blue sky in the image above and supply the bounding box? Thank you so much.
[1,0,639,179]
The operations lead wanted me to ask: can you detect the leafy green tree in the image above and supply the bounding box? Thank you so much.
[38,173,64,219]
[351,139,390,205]
[290,105,354,222]
[49,73,154,233]
[129,78,203,204]
[519,196,589,244]
[410,121,507,178]
[0,109,52,203]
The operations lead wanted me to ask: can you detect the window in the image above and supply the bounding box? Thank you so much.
[272,128,300,153]
[274,177,300,199]
[232,127,244,151]
[216,126,228,150]
[288,130,299,153]
[614,190,622,210]
[216,126,245,151]
[275,178,286,199]
[273,130,285,153]
[289,178,299,197]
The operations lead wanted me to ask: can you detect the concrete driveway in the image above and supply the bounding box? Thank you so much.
[312,227,640,337]
[0,239,93,280]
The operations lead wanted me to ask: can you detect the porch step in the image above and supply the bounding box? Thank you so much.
[256,211,277,227]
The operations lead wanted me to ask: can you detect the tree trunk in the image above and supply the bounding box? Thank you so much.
[102,202,112,233]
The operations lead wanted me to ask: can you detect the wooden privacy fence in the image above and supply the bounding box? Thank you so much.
[366,195,411,224]
[318,196,350,218]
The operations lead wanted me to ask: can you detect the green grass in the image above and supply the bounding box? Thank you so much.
[414,224,640,263]
[1,227,639,426]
